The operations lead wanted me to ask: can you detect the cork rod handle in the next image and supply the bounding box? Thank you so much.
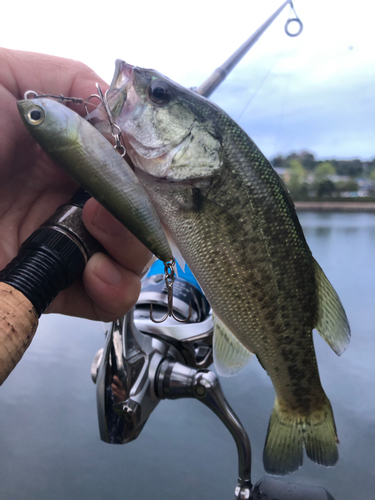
[0,191,101,385]
[0,283,39,385]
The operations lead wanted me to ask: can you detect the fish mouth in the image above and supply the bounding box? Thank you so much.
[86,60,134,137]
[105,61,194,179]
[113,60,133,85]
[107,60,134,120]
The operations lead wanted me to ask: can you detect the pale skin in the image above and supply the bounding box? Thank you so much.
[0,48,152,321]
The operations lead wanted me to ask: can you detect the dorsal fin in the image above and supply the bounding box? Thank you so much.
[313,258,350,356]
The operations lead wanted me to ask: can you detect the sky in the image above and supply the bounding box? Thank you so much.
[1,0,374,160]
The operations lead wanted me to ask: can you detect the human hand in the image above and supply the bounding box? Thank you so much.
[111,375,127,403]
[0,49,152,321]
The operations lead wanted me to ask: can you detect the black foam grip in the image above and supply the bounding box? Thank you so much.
[0,227,85,317]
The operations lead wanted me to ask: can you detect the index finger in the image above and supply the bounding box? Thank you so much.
[0,48,106,110]
[0,49,107,175]
[82,198,154,276]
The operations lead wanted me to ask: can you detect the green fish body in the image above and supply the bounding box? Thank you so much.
[107,61,351,475]
[17,98,172,262]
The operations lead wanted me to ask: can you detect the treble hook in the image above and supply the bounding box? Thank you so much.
[85,84,126,157]
[150,259,192,324]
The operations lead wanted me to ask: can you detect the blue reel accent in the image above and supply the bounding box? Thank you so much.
[146,260,201,291]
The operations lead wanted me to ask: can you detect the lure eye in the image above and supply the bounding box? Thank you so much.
[148,80,172,105]
[26,107,45,125]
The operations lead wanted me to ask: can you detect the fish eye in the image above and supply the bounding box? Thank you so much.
[148,80,172,105]
[26,107,45,125]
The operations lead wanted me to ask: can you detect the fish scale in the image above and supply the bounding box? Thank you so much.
[138,156,318,383]
[103,61,349,475]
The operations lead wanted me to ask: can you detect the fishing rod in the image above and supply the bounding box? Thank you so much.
[0,0,303,387]
[196,0,303,97]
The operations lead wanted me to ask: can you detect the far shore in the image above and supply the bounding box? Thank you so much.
[294,201,375,212]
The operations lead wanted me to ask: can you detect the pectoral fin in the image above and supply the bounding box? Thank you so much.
[213,315,253,377]
[313,258,350,356]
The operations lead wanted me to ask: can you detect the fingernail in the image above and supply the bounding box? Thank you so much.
[93,254,122,286]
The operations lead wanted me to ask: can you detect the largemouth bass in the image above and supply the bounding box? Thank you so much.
[103,60,351,475]
[17,98,172,263]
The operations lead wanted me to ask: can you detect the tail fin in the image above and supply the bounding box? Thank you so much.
[263,398,339,475]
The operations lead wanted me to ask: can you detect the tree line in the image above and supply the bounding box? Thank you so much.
[271,151,375,199]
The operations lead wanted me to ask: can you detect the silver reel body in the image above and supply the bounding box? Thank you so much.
[91,273,335,500]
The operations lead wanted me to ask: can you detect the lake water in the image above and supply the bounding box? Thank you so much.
[0,212,374,500]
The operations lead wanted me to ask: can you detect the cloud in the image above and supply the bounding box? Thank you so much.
[206,45,375,160]
[1,0,373,162]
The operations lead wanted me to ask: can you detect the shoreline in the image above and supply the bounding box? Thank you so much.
[294,201,375,212]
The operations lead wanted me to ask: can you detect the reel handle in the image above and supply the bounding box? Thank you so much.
[0,189,102,384]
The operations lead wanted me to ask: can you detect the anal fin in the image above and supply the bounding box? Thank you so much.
[213,315,253,377]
